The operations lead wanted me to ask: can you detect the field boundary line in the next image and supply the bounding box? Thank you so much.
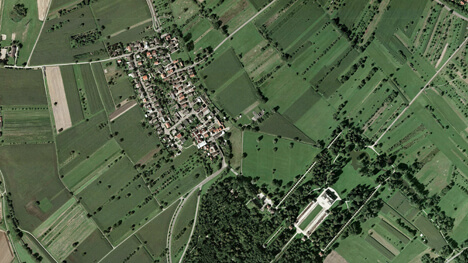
[26,0,53,66]
[372,36,468,146]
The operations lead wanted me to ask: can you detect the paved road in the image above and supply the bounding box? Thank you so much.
[214,0,279,52]
[145,0,160,31]
[372,36,468,146]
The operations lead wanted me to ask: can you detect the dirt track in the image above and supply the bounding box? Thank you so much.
[45,67,72,132]
[37,0,50,21]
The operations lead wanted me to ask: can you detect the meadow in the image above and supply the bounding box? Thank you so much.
[0,144,70,232]
[201,48,243,90]
[110,106,160,164]
[1,107,53,144]
[172,191,199,262]
[91,63,115,114]
[101,61,135,106]
[0,68,47,105]
[215,72,259,117]
[56,111,110,174]
[101,236,152,263]
[29,5,108,65]
[137,200,180,260]
[242,131,320,190]
[0,0,43,65]
[65,230,113,263]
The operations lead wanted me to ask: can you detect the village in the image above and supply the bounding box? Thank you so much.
[113,34,228,159]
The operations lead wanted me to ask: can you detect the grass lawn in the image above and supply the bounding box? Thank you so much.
[294,98,337,141]
[29,6,108,65]
[331,163,376,199]
[438,185,468,243]
[242,131,320,190]
[414,214,447,251]
[56,111,110,174]
[0,0,43,65]
[299,205,322,230]
[60,66,85,124]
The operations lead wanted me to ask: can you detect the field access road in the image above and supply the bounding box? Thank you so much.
[214,0,279,52]
[177,190,202,263]
[145,0,160,31]
[275,131,343,209]
[372,36,468,147]
[434,0,468,21]
[97,157,226,263]
[26,0,52,66]
[446,247,468,263]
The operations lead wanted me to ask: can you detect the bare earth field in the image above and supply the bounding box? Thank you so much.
[324,251,348,263]
[0,231,14,263]
[37,0,50,21]
[45,66,72,132]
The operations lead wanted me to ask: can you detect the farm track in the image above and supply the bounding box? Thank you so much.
[372,36,468,146]
[214,0,279,52]
[177,190,201,263]
[97,157,227,263]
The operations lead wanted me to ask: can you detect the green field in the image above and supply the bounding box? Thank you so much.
[243,131,320,190]
[150,147,207,204]
[65,230,113,263]
[201,48,243,90]
[215,72,259,117]
[101,236,152,263]
[60,66,85,124]
[101,61,135,106]
[0,144,70,231]
[137,200,180,260]
[172,191,199,262]
[77,154,160,244]
[1,107,52,143]
[0,0,43,65]
[110,106,160,163]
[62,139,122,191]
[0,68,47,105]
[29,5,108,65]
[414,214,447,251]
[438,185,468,243]
[56,111,110,173]
[91,63,115,114]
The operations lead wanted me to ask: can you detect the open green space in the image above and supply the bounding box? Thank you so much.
[65,229,113,263]
[110,105,160,163]
[242,131,320,190]
[56,111,110,173]
[215,72,259,117]
[60,65,85,124]
[137,200,180,260]
[0,144,70,232]
[298,205,322,230]
[0,68,47,105]
[201,48,243,91]
[0,0,43,65]
[1,107,53,143]
[172,191,198,262]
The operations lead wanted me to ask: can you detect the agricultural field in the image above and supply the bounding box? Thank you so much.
[0,144,70,232]
[0,68,47,105]
[0,0,44,65]
[1,0,468,262]
[242,131,320,193]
